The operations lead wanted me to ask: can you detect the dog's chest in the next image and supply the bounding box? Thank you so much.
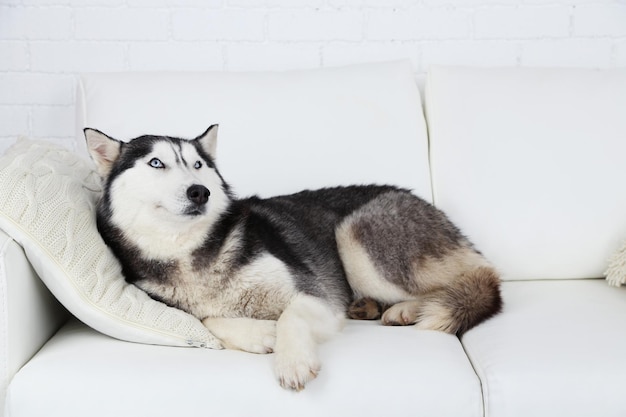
[138,252,297,321]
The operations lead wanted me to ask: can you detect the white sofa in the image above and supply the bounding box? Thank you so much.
[2,61,626,417]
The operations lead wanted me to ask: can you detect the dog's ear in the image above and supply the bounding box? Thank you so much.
[84,128,122,179]
[195,124,218,159]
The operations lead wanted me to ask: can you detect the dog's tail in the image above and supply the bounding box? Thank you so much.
[416,266,502,335]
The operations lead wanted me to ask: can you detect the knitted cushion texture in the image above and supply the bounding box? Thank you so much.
[0,139,220,348]
[606,241,626,287]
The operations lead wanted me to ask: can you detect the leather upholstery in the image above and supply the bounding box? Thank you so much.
[463,280,626,417]
[76,61,432,201]
[7,319,483,417]
[426,66,626,280]
[0,230,68,415]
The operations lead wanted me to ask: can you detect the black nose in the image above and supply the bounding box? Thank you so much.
[187,185,210,206]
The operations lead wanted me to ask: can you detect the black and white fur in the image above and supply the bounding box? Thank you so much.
[85,125,502,391]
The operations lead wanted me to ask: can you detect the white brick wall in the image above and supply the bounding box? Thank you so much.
[268,10,363,41]
[574,4,626,37]
[75,8,170,41]
[129,42,224,71]
[474,6,571,39]
[1,0,625,155]
[368,7,472,40]
[172,9,266,41]
[227,42,320,70]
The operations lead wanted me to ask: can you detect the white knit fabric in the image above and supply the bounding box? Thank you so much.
[0,139,221,348]
[606,241,626,287]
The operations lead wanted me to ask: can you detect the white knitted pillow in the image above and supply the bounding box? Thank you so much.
[606,241,626,287]
[0,139,221,348]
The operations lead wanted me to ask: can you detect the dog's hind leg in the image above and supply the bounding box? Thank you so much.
[335,191,502,335]
[335,217,414,307]
[273,294,344,391]
[347,297,388,320]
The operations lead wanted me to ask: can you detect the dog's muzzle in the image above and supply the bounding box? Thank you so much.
[186,185,210,214]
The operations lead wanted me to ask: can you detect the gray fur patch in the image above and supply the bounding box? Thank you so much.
[341,190,468,292]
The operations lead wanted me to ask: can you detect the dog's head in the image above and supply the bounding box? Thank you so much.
[85,126,232,257]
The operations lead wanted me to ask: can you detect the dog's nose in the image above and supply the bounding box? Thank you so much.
[187,185,210,205]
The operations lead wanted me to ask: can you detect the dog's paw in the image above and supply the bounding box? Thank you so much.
[239,319,277,354]
[274,351,321,392]
[202,318,276,354]
[348,297,383,320]
[381,300,420,326]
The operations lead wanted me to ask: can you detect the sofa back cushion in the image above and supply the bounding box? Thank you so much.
[76,61,431,200]
[426,66,626,280]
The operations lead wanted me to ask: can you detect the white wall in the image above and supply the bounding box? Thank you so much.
[1,0,625,154]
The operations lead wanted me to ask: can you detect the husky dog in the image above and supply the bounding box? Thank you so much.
[85,125,502,391]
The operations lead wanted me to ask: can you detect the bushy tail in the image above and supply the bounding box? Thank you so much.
[416,266,502,335]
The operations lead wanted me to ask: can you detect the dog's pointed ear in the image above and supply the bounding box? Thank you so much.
[84,128,122,179]
[196,124,218,159]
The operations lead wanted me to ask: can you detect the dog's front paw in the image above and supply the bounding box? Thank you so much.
[274,351,320,392]
[238,319,277,354]
[202,318,276,354]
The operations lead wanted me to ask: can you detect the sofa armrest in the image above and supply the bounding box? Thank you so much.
[1,228,69,416]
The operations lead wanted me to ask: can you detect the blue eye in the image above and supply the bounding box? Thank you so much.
[194,161,202,169]
[149,158,164,169]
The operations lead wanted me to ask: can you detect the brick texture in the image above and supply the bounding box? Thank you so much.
[474,5,571,39]
[573,4,626,37]
[172,9,266,41]
[268,10,363,41]
[367,7,472,40]
[75,8,170,41]
[30,42,127,72]
[1,0,625,152]
[129,42,224,71]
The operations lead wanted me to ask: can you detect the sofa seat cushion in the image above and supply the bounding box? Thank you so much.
[7,319,483,417]
[461,279,626,417]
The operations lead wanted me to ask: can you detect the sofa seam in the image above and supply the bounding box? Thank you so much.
[76,76,87,153]
[423,67,437,206]
[461,336,489,417]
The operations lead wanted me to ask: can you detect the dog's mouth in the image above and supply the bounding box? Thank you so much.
[184,205,206,217]
[153,203,206,218]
